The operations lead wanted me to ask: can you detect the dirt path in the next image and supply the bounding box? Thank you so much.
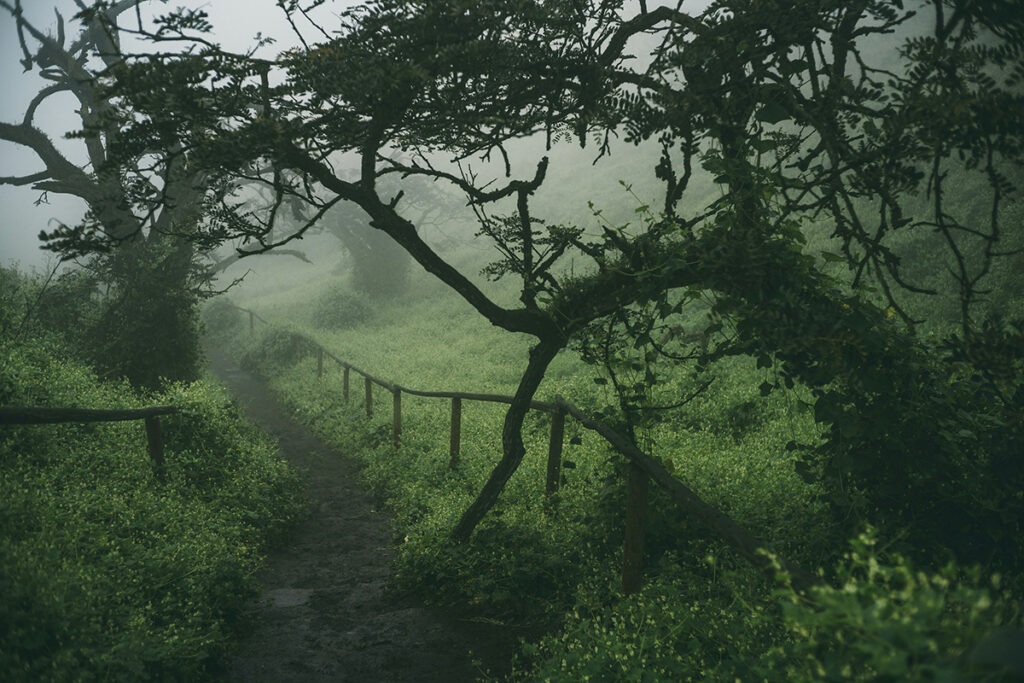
[206,348,513,682]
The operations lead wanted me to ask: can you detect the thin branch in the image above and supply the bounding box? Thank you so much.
[0,170,50,186]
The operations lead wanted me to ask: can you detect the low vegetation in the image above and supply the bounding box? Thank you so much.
[213,273,1022,681]
[0,266,306,680]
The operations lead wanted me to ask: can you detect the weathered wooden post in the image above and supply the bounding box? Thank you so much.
[365,376,373,417]
[448,397,462,469]
[392,387,402,447]
[249,309,254,334]
[622,464,649,595]
[317,347,323,378]
[545,409,565,497]
[144,416,165,480]
[343,367,350,402]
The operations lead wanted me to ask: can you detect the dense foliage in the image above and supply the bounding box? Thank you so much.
[1,246,205,390]
[0,266,305,680]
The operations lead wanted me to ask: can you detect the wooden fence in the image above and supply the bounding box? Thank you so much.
[0,405,179,480]
[310,343,570,496]
[231,305,819,595]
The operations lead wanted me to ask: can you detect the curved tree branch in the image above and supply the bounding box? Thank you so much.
[285,143,559,339]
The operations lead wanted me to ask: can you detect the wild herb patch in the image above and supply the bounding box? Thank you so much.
[1,290,305,680]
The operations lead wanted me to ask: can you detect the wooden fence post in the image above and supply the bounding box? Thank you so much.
[249,309,254,334]
[622,463,649,595]
[365,377,373,417]
[449,397,462,469]
[344,367,350,402]
[392,388,402,447]
[144,416,165,480]
[545,409,565,497]
[317,347,323,379]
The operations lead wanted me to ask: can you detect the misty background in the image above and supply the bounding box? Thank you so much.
[0,0,354,271]
[0,0,702,292]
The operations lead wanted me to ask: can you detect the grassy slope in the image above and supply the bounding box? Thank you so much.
[231,267,827,549]
[220,246,1020,680]
[1,317,305,680]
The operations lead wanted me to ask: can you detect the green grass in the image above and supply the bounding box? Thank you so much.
[213,270,1020,681]
[0,325,305,680]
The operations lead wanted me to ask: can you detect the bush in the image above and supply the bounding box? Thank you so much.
[238,324,313,374]
[311,282,373,330]
[0,320,305,679]
[0,248,206,393]
[761,531,1023,681]
[201,297,245,343]
[519,532,1023,682]
[83,239,205,391]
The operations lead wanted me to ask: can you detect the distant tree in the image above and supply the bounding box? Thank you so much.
[321,169,461,299]
[73,0,1024,564]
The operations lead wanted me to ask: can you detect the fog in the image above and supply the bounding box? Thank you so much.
[1,0,892,290]
[0,1,692,276]
[0,0,352,270]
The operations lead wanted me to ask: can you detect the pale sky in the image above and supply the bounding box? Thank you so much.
[0,0,351,270]
[0,0,673,270]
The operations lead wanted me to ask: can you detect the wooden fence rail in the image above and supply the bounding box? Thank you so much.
[0,406,180,480]
[230,305,817,595]
[313,343,561,454]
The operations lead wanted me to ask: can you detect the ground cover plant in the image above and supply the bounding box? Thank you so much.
[209,276,1023,680]
[0,266,306,680]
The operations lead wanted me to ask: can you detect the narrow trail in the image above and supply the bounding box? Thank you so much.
[206,348,513,682]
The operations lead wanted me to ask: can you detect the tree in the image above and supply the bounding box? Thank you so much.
[317,170,456,300]
[0,0,212,389]
[83,0,1023,564]
[0,0,313,388]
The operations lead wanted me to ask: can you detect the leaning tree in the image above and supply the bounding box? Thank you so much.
[316,169,460,300]
[92,0,1023,567]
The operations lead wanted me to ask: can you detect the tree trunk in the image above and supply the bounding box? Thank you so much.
[451,338,562,542]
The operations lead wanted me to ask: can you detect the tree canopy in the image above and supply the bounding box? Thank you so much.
[64,0,1024,564]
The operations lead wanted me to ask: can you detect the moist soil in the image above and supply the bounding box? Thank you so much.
[206,348,519,682]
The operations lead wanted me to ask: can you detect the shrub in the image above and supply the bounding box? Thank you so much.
[238,324,313,374]
[311,282,373,330]
[519,532,1023,682]
[201,297,245,343]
